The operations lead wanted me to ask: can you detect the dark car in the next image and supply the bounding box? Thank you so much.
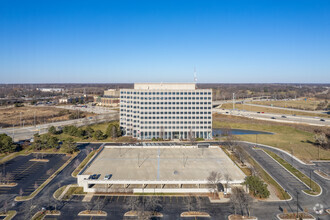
[320,119,325,122]
[271,117,276,119]
[281,115,287,118]
[89,174,100,179]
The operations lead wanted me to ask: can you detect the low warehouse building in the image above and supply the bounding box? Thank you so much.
[77,145,246,194]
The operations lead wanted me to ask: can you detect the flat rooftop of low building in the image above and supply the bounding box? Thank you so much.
[82,146,245,182]
[134,83,196,90]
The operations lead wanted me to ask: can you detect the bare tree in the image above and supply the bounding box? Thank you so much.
[34,182,38,191]
[159,127,164,140]
[230,187,250,216]
[145,196,162,214]
[207,171,222,199]
[96,197,106,212]
[314,132,328,160]
[242,193,253,217]
[224,173,232,194]
[234,146,247,166]
[188,128,196,145]
[83,201,94,212]
[5,173,13,184]
[185,196,194,212]
[19,188,24,197]
[125,196,140,212]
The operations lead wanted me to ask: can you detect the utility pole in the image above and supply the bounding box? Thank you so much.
[34,111,36,127]
[296,191,299,217]
[20,112,22,128]
[310,170,312,190]
[232,93,235,110]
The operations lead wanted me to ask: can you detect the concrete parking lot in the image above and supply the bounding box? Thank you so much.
[0,153,70,196]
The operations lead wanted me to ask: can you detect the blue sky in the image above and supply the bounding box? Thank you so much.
[0,0,329,83]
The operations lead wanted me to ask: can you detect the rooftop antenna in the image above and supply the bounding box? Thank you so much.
[193,66,197,82]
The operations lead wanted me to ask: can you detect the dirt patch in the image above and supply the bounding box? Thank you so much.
[0,106,95,128]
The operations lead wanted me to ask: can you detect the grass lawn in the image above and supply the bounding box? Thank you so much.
[220,103,329,118]
[253,98,325,111]
[62,186,86,200]
[53,185,66,199]
[213,114,330,162]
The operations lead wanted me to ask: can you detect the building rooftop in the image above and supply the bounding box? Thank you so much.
[134,83,196,90]
[82,146,245,183]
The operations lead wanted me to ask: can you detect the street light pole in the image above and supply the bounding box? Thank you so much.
[296,191,299,217]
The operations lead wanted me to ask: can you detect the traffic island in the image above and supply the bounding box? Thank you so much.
[181,211,210,218]
[78,210,107,217]
[31,210,61,220]
[228,214,257,220]
[277,212,315,220]
[0,210,17,220]
[124,211,163,218]
[0,182,17,187]
[29,159,49,162]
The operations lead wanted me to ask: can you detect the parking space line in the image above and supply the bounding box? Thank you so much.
[117,196,120,202]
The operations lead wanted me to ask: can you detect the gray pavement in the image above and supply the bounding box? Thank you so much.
[214,109,330,127]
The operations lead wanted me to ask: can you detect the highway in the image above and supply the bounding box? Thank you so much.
[214,108,330,127]
[0,113,119,141]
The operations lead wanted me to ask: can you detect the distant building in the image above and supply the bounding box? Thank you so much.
[59,96,85,104]
[37,88,63,93]
[120,83,213,140]
[94,89,120,106]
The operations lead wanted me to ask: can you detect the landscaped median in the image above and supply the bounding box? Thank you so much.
[31,210,61,220]
[228,214,257,220]
[277,212,315,220]
[180,211,210,218]
[54,185,86,200]
[124,211,163,218]
[14,152,79,201]
[0,210,17,220]
[264,150,321,196]
[78,210,107,217]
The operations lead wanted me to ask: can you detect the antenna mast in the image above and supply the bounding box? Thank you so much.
[194,66,197,82]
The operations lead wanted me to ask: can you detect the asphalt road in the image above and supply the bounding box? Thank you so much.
[0,113,119,141]
[214,109,330,127]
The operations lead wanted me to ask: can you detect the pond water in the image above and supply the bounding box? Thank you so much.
[212,128,273,136]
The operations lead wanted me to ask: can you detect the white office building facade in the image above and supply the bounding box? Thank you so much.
[120,83,212,140]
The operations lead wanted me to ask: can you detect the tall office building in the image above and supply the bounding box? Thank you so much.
[120,83,212,140]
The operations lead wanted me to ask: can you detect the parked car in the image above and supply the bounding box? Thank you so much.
[104,174,112,180]
[257,112,261,113]
[89,174,100,179]
[281,115,287,118]
[271,117,276,119]
[320,119,325,122]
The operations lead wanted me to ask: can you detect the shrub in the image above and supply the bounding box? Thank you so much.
[244,175,270,198]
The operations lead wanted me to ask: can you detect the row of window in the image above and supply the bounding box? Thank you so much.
[140,121,212,124]
[121,96,211,100]
[122,112,212,116]
[121,91,211,95]
[139,116,211,120]
[121,102,212,106]
[140,126,212,129]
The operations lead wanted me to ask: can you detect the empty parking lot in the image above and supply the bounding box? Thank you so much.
[0,153,70,196]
